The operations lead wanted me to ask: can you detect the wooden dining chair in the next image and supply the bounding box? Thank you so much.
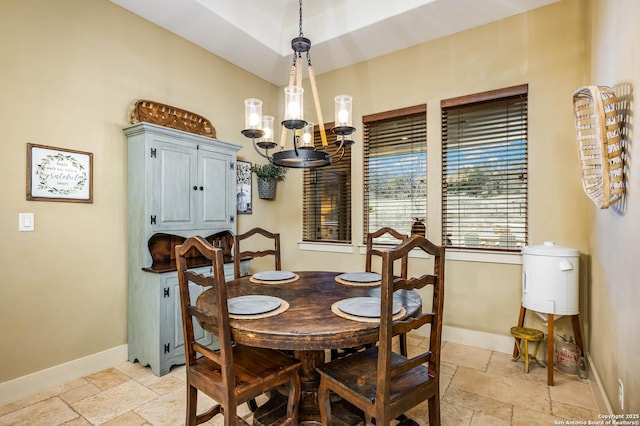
[234,227,281,279]
[365,226,409,279]
[366,226,410,356]
[317,235,445,426]
[176,236,300,426]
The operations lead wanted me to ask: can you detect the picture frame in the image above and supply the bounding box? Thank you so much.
[236,160,252,214]
[27,143,93,203]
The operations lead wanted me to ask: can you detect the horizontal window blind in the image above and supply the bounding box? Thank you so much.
[303,122,352,242]
[363,105,427,243]
[441,87,528,251]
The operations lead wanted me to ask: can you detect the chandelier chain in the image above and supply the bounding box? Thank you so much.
[298,0,304,37]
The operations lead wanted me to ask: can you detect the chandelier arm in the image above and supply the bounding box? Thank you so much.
[307,65,328,148]
[331,138,345,155]
[333,145,346,163]
[293,130,299,156]
[251,139,272,160]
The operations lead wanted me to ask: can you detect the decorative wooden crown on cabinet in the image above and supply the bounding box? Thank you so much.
[129,99,216,138]
[572,86,624,209]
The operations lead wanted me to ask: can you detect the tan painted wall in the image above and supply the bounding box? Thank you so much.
[587,0,640,414]
[275,0,592,338]
[0,0,276,382]
[1,0,608,395]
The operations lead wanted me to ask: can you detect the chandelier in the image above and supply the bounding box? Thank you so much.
[241,0,356,168]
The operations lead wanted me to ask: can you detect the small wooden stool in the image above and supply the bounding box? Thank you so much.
[510,326,545,373]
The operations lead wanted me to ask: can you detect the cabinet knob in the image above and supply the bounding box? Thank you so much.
[193,186,198,190]
[199,186,204,191]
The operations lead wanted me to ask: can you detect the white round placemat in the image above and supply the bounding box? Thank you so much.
[334,272,381,287]
[250,271,299,284]
[229,298,289,320]
[331,302,406,323]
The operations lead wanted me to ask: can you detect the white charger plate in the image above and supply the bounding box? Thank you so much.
[337,272,381,283]
[337,297,402,318]
[227,295,281,315]
[252,271,296,281]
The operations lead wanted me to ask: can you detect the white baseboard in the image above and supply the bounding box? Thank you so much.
[0,344,128,406]
[586,352,613,414]
[442,325,515,354]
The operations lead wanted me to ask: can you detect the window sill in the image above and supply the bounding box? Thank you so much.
[298,243,522,264]
[298,241,354,254]
[359,245,521,264]
[445,249,522,265]
[356,245,430,259]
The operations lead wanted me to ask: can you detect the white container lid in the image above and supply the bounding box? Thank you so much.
[521,241,579,257]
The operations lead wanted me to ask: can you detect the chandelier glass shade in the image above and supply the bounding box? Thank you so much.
[241,0,356,168]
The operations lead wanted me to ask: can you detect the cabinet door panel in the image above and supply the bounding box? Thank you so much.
[166,275,210,355]
[153,141,197,230]
[199,150,232,227]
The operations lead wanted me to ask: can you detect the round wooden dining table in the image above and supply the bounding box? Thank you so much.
[196,270,422,425]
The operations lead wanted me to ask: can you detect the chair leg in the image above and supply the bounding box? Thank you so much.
[364,413,374,425]
[524,338,530,373]
[186,384,198,426]
[287,374,301,425]
[318,380,331,425]
[247,398,258,412]
[223,413,232,426]
[399,333,408,356]
[223,404,239,426]
[428,394,441,426]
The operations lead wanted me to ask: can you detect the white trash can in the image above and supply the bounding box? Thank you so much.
[521,241,579,315]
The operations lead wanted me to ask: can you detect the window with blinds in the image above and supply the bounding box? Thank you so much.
[441,85,528,251]
[303,122,352,242]
[363,105,427,243]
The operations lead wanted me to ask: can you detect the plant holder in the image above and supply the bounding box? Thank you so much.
[572,86,624,208]
[257,178,277,199]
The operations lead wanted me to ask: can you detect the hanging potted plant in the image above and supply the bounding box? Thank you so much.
[252,163,287,200]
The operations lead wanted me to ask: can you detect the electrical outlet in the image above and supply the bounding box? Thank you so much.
[618,378,624,410]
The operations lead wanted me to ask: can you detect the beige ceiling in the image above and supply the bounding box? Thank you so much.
[110,0,559,86]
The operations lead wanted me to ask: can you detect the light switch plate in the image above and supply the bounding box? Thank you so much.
[19,213,35,232]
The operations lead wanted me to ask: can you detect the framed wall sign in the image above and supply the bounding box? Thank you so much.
[236,160,252,214]
[27,143,93,203]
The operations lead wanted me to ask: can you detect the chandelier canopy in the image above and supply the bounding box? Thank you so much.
[241,0,356,168]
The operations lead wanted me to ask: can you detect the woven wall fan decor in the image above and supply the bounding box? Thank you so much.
[129,100,216,138]
[572,86,624,209]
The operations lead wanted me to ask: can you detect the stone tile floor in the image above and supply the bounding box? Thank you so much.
[0,338,601,425]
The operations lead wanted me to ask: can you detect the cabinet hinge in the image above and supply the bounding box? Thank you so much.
[230,162,235,170]
[230,215,234,223]
[164,343,170,354]
[150,215,156,225]
[163,287,169,297]
[150,148,157,158]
